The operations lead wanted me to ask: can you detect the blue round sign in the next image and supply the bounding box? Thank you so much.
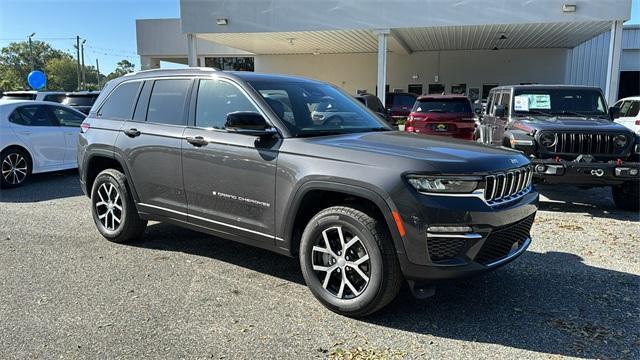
[27,70,46,90]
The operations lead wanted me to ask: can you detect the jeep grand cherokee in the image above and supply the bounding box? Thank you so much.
[78,68,538,317]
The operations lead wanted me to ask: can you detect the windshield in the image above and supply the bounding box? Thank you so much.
[62,95,98,106]
[513,88,607,117]
[247,80,390,137]
[413,98,472,113]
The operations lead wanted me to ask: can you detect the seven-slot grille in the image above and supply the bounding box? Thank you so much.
[484,166,533,203]
[545,132,627,155]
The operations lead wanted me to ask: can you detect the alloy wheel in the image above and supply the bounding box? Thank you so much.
[95,183,123,231]
[311,226,371,299]
[1,152,28,185]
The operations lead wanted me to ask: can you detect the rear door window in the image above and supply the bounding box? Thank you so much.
[98,81,142,120]
[500,92,511,116]
[146,79,192,126]
[9,105,57,126]
[627,101,640,117]
[49,106,85,127]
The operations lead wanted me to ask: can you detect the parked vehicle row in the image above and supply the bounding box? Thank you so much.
[76,68,537,317]
[1,90,100,114]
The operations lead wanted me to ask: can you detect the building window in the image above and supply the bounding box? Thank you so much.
[408,84,423,95]
[204,57,254,71]
[428,84,445,94]
[482,84,498,100]
[451,84,466,95]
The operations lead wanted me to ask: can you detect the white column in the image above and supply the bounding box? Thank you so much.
[374,29,390,105]
[605,20,623,105]
[187,33,198,67]
[140,56,160,70]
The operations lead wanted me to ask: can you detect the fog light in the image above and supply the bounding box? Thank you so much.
[630,168,639,176]
[535,164,547,173]
[427,226,473,233]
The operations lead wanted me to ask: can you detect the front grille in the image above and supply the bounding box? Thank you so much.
[475,214,535,265]
[427,237,466,261]
[484,166,533,203]
[546,132,628,156]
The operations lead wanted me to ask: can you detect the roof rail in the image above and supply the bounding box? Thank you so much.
[124,67,219,77]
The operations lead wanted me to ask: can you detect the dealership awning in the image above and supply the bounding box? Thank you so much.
[196,21,614,55]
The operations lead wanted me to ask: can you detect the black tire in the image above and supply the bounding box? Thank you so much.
[299,206,403,317]
[90,169,147,243]
[0,147,32,188]
[612,182,640,211]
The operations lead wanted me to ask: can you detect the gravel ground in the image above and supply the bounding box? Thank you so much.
[0,170,638,359]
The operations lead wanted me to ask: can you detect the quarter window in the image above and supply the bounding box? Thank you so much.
[9,105,56,126]
[98,81,142,120]
[195,79,260,129]
[50,107,85,127]
[146,79,191,126]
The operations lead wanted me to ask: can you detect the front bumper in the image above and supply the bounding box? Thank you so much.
[531,158,640,185]
[391,186,538,281]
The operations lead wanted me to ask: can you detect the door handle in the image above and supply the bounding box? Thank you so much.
[123,128,141,138]
[186,136,208,147]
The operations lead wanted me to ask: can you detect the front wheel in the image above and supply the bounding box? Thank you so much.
[90,169,147,243]
[299,206,403,317]
[612,182,640,211]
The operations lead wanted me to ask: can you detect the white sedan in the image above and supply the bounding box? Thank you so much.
[0,100,86,188]
[613,96,640,134]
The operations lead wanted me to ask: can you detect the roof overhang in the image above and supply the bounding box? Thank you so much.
[197,21,614,55]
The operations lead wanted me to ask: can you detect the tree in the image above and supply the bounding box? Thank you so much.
[46,57,78,91]
[105,59,135,82]
[0,40,71,90]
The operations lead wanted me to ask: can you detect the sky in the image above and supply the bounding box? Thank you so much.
[0,0,639,75]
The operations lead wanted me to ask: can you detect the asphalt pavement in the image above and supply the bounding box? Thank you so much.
[0,170,638,359]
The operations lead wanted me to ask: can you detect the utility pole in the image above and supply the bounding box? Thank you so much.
[96,59,100,89]
[81,39,86,90]
[28,33,36,71]
[75,36,81,91]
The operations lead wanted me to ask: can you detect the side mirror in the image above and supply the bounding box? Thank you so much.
[225,112,276,137]
[494,104,506,118]
[609,106,620,119]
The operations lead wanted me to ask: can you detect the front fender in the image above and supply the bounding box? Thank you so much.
[504,129,536,155]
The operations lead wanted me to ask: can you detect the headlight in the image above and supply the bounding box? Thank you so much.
[407,176,479,193]
[613,134,628,148]
[539,132,557,148]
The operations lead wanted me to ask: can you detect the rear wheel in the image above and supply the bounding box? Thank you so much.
[612,182,640,211]
[299,206,403,317]
[91,169,147,243]
[0,148,31,188]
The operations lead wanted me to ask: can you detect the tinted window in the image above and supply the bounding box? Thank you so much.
[98,81,141,120]
[50,106,85,127]
[2,93,36,100]
[43,94,66,103]
[626,101,640,117]
[9,105,56,126]
[196,79,259,129]
[62,95,98,107]
[146,79,191,126]
[500,92,510,115]
[413,98,472,113]
[395,95,416,106]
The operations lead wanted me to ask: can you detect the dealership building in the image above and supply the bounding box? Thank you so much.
[136,0,638,105]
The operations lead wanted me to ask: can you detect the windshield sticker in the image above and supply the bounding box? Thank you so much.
[514,95,529,111]
[514,94,551,111]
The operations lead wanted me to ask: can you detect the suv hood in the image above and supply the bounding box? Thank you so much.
[518,115,629,132]
[287,131,529,173]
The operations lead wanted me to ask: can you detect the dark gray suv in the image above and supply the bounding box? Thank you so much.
[78,68,538,317]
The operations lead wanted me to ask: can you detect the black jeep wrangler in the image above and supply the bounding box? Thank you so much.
[476,85,639,211]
